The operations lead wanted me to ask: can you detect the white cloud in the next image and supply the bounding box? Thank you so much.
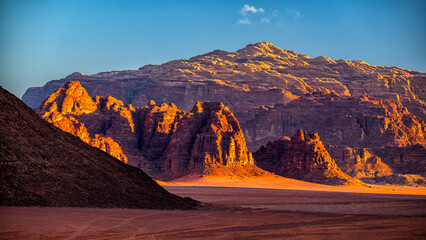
[295,11,301,18]
[237,18,252,25]
[260,18,270,24]
[241,4,264,15]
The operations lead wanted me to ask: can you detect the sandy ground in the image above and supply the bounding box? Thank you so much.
[160,175,426,196]
[1,183,426,239]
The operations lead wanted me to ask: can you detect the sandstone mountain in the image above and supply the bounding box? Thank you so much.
[23,42,426,185]
[0,86,198,209]
[22,42,426,123]
[253,130,362,185]
[36,81,256,180]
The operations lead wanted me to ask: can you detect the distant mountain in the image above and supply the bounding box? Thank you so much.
[36,81,259,180]
[22,42,425,122]
[0,86,198,209]
[253,130,363,185]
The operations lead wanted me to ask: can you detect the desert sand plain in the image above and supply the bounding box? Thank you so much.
[1,177,425,240]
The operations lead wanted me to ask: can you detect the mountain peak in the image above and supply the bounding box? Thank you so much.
[238,42,282,55]
[66,72,86,78]
[37,80,97,117]
[250,41,277,49]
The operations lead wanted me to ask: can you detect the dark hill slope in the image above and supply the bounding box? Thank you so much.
[0,86,198,209]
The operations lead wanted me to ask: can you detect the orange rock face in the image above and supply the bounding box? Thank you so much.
[36,81,128,163]
[254,130,361,185]
[38,80,97,117]
[36,81,255,180]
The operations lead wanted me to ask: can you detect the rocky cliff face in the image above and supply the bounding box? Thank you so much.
[0,86,198,209]
[254,130,361,185]
[36,81,255,180]
[244,93,426,151]
[22,42,426,123]
[162,101,254,180]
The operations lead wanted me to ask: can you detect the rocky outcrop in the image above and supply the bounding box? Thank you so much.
[36,81,255,180]
[162,101,254,180]
[36,81,129,163]
[22,42,425,125]
[326,145,393,180]
[254,130,362,185]
[0,86,198,209]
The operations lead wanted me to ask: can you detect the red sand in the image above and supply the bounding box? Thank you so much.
[1,183,425,239]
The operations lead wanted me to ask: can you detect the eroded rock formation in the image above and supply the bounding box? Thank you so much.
[326,145,393,180]
[254,130,362,185]
[36,81,255,180]
[162,101,254,180]
[36,81,129,163]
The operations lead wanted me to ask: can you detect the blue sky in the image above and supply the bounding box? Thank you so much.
[1,0,425,98]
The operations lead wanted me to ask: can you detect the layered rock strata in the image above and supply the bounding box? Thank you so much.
[244,93,426,151]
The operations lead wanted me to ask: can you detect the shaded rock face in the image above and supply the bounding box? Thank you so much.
[36,81,254,180]
[163,102,254,179]
[254,130,361,185]
[22,42,425,124]
[244,93,426,151]
[371,145,426,175]
[135,101,185,174]
[326,145,393,180]
[374,174,425,186]
[0,86,198,209]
